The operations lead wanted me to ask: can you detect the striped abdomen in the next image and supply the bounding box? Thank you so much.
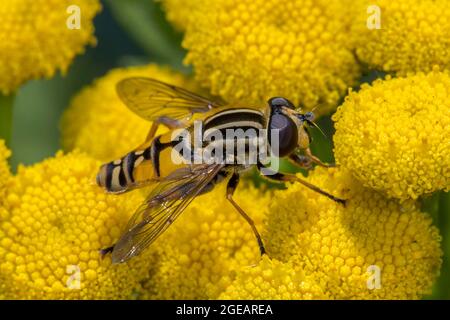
[96,134,185,193]
[96,146,152,193]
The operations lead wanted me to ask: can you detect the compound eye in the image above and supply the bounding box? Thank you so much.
[269,114,298,157]
[268,97,295,110]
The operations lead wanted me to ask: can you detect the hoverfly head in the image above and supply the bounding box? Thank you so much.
[267,97,325,153]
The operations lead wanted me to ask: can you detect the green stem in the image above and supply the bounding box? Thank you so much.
[0,93,15,147]
[421,192,441,221]
[437,192,450,299]
[421,191,449,299]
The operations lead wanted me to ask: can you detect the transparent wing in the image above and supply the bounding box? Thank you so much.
[111,163,224,263]
[117,77,223,121]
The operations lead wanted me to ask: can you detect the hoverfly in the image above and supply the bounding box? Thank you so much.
[97,78,345,263]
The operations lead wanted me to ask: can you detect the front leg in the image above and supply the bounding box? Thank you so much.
[288,153,313,170]
[304,147,336,168]
[146,116,186,141]
[133,116,187,153]
[257,162,346,205]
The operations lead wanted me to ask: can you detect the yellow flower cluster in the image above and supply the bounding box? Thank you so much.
[1,0,446,301]
[219,257,326,299]
[61,64,197,162]
[0,151,153,299]
[161,0,201,31]
[352,0,450,75]
[179,0,361,115]
[135,168,441,300]
[0,0,101,94]
[333,70,450,201]
[264,168,442,299]
[0,147,441,299]
[0,140,11,200]
[140,184,270,299]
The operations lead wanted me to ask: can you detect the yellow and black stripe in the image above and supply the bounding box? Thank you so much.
[96,146,151,193]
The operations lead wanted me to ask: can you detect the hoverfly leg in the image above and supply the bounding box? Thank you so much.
[257,162,346,206]
[99,245,115,259]
[305,147,336,168]
[283,175,346,206]
[289,154,313,169]
[226,172,267,257]
[145,121,160,141]
[146,117,185,141]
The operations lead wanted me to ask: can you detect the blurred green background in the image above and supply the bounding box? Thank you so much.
[4,0,449,299]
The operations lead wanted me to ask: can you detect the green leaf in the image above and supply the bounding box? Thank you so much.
[0,93,15,149]
[105,0,188,72]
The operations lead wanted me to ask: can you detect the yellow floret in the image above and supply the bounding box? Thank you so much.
[140,183,271,299]
[161,0,201,31]
[61,64,198,162]
[181,0,361,116]
[352,0,450,75]
[219,256,327,299]
[0,151,153,299]
[265,167,442,299]
[333,70,450,200]
[0,0,101,94]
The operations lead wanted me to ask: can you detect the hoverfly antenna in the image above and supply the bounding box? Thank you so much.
[304,111,315,122]
[307,119,327,138]
[308,103,323,117]
[296,111,315,124]
[297,110,326,138]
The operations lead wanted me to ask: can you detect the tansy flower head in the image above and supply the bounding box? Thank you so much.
[352,0,450,75]
[0,0,101,94]
[265,168,442,299]
[140,183,270,299]
[219,256,327,300]
[61,64,197,162]
[161,0,201,31]
[181,0,361,116]
[0,151,153,299]
[333,70,450,200]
